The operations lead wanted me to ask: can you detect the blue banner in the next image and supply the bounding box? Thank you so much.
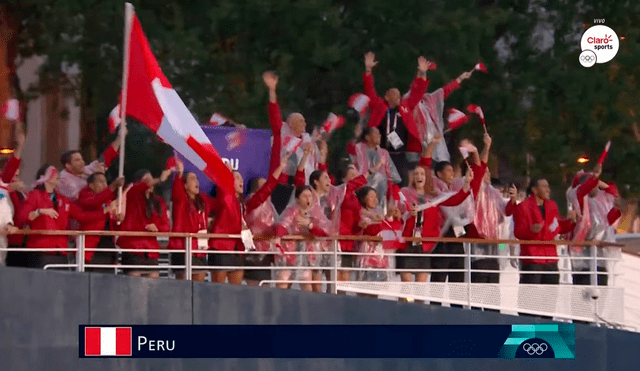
[79,324,575,359]
[175,126,272,195]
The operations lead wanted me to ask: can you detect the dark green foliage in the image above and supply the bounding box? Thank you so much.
[12,0,640,196]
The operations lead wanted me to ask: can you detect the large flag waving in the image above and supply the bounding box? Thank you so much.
[121,8,234,195]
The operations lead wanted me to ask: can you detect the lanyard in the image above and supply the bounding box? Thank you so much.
[386,109,399,136]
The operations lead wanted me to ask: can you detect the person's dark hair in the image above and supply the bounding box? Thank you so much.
[34,164,52,191]
[434,161,452,176]
[60,150,80,167]
[248,177,262,195]
[360,126,376,142]
[356,186,376,208]
[183,172,205,212]
[527,177,544,196]
[337,161,355,182]
[87,172,106,185]
[309,170,324,190]
[490,178,502,188]
[133,169,151,183]
[294,185,313,199]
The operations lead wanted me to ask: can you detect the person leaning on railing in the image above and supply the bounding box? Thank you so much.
[397,138,472,291]
[355,186,403,298]
[274,185,332,291]
[117,169,172,278]
[513,177,577,285]
[76,172,125,273]
[16,165,107,269]
[168,160,211,281]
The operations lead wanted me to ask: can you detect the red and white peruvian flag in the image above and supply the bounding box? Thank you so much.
[84,327,132,356]
[208,113,228,126]
[380,221,403,250]
[348,93,370,117]
[475,61,488,73]
[282,135,302,154]
[121,11,234,195]
[321,113,346,134]
[466,104,486,126]
[446,108,468,130]
[2,99,20,121]
[108,105,121,133]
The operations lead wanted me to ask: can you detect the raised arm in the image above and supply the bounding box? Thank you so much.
[403,56,431,110]
[480,133,492,164]
[246,154,289,213]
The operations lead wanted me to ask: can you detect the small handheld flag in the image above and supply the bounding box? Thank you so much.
[348,93,370,118]
[165,156,177,170]
[474,61,488,73]
[467,104,487,134]
[445,108,468,131]
[321,113,346,135]
[108,105,121,133]
[597,140,611,165]
[208,113,229,126]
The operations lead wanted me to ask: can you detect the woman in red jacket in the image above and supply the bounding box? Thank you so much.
[76,172,124,272]
[207,170,245,285]
[117,169,172,278]
[336,164,367,285]
[168,160,211,281]
[17,165,106,269]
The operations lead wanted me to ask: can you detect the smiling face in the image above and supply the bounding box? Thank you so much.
[437,164,455,186]
[67,152,85,175]
[364,189,378,209]
[287,113,306,136]
[184,172,200,197]
[89,173,108,194]
[316,171,331,193]
[532,179,551,200]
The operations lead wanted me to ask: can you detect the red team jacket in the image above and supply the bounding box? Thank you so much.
[117,182,170,259]
[514,195,575,265]
[168,175,211,257]
[363,73,429,154]
[16,189,105,253]
[76,186,118,262]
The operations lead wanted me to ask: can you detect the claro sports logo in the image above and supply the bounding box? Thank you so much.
[579,25,619,67]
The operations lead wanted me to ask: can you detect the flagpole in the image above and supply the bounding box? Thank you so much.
[117,2,134,216]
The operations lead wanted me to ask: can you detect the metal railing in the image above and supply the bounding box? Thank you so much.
[0,229,625,326]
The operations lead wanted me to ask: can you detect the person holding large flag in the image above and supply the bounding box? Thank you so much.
[362,52,430,187]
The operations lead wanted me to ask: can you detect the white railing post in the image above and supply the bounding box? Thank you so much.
[77,234,86,273]
[590,244,597,286]
[464,242,471,309]
[185,236,192,280]
[331,239,338,295]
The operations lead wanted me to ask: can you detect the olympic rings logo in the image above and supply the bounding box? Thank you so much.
[522,342,549,355]
[580,55,595,62]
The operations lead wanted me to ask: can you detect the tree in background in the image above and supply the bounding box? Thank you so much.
[3,0,639,197]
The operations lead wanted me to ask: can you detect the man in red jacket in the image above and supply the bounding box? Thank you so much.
[363,51,430,187]
[514,177,577,285]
